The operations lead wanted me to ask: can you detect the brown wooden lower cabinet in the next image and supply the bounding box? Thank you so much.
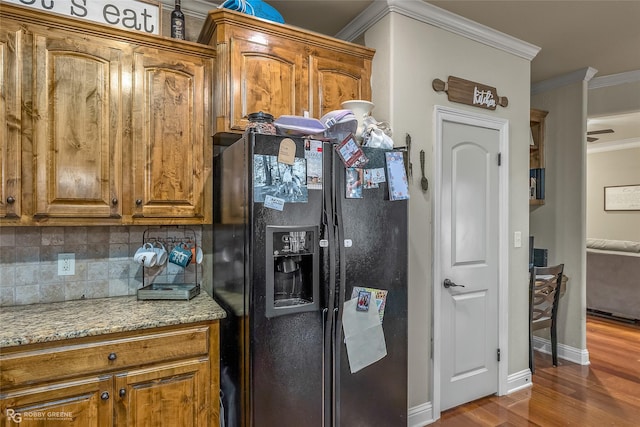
[115,359,210,427]
[1,376,112,426]
[0,322,219,426]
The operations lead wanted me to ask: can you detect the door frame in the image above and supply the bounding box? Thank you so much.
[432,105,510,419]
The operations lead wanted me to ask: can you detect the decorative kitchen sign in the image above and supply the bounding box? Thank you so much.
[4,0,161,35]
[432,76,508,110]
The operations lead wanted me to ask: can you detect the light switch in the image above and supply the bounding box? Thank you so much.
[514,231,522,248]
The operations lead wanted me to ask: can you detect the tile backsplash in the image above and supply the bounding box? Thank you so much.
[0,226,203,307]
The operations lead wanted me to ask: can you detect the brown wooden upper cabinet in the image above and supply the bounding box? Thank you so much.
[198,9,375,133]
[0,22,22,220]
[30,25,130,220]
[131,47,212,222]
[0,4,214,226]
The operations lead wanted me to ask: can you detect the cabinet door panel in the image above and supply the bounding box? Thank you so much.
[311,56,371,118]
[115,359,210,427]
[0,24,22,219]
[229,37,302,130]
[132,48,211,220]
[32,32,128,218]
[0,376,112,427]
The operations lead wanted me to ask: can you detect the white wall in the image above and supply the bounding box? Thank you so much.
[587,147,640,241]
[530,75,590,351]
[365,9,533,409]
[586,73,640,242]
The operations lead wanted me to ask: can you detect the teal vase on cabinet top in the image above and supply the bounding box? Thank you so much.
[219,0,285,24]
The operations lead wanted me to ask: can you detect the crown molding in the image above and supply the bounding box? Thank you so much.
[589,70,640,90]
[335,0,389,41]
[531,67,598,95]
[337,0,540,61]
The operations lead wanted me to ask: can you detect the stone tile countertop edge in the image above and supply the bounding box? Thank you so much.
[0,293,227,348]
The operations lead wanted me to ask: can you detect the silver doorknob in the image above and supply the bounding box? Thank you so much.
[444,278,465,288]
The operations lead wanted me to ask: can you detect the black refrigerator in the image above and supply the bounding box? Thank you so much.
[212,132,407,427]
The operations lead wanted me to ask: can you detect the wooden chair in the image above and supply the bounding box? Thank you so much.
[529,264,565,373]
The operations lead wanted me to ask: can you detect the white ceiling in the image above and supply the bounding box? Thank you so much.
[197,0,640,147]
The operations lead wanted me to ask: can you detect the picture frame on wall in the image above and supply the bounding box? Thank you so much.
[604,184,640,211]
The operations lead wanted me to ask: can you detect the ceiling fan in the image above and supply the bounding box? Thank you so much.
[587,128,614,143]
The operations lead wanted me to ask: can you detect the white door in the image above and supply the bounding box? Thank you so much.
[437,114,502,411]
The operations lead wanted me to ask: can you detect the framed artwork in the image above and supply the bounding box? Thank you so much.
[604,185,640,211]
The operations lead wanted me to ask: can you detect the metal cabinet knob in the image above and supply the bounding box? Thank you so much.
[6,196,15,204]
[108,352,117,361]
[111,198,118,205]
[135,199,142,206]
[119,388,126,397]
[101,392,110,400]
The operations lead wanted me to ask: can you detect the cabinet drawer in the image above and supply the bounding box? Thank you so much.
[1,326,209,389]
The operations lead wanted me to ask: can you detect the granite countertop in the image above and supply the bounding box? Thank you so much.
[0,293,227,348]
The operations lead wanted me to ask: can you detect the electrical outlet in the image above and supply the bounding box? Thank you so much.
[58,253,75,276]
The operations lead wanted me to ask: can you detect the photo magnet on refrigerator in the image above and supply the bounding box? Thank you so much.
[335,134,369,168]
[356,290,372,311]
[305,139,323,190]
[346,168,363,199]
[264,195,285,211]
[253,155,308,203]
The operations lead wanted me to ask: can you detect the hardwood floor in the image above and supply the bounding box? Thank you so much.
[431,316,640,426]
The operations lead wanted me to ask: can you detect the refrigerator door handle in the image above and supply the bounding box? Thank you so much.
[332,307,339,427]
[333,153,347,427]
[322,307,329,427]
[323,141,338,427]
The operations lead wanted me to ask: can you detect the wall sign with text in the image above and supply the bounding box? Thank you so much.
[604,185,640,211]
[432,76,508,110]
[4,0,161,35]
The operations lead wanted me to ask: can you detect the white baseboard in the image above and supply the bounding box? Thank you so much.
[411,359,574,425]
[408,401,434,427]
[411,370,534,425]
[533,336,590,365]
[507,369,533,394]
[407,376,531,427]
